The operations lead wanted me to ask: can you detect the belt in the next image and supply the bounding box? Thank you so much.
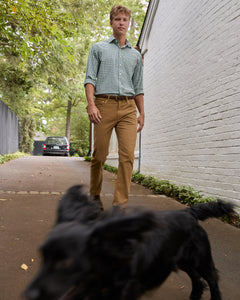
[95,94,135,100]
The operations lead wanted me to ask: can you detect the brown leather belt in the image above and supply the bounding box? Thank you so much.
[95,94,135,100]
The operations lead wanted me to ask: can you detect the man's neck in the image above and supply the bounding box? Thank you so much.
[113,34,127,47]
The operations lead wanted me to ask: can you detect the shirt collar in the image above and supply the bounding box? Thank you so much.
[107,35,132,48]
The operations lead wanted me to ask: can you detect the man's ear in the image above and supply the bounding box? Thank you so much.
[87,211,156,257]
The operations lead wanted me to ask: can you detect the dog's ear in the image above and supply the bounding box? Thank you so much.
[88,211,156,258]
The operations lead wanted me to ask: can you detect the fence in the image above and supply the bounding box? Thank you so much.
[0,100,19,155]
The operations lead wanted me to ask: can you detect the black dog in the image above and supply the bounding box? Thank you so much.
[25,189,235,300]
[56,185,103,224]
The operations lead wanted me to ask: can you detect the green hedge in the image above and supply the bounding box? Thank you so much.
[0,152,28,164]
[84,158,240,227]
[131,172,216,206]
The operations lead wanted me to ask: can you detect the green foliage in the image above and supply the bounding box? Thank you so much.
[221,214,240,227]
[83,160,239,227]
[84,157,118,173]
[20,116,36,153]
[0,152,28,164]
[84,156,91,162]
[131,172,239,227]
[103,164,118,174]
[131,171,216,205]
[69,102,90,156]
[0,0,149,153]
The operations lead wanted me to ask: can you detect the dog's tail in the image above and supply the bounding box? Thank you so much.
[188,200,235,221]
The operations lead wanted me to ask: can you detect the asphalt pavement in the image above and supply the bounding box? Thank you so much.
[0,156,239,300]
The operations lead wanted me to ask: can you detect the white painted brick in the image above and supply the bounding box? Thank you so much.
[140,0,240,208]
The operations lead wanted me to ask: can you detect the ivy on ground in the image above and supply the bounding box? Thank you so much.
[84,157,239,228]
[0,152,28,164]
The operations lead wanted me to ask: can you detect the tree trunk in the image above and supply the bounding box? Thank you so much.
[66,100,72,141]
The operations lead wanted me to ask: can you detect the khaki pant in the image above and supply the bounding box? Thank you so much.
[90,97,137,206]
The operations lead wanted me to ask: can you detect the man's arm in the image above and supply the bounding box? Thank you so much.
[85,83,102,124]
[135,94,144,132]
[84,44,101,124]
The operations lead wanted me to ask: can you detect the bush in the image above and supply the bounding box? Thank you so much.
[131,171,216,206]
[0,152,28,164]
[84,160,239,227]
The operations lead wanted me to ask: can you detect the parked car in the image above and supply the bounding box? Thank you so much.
[43,136,69,156]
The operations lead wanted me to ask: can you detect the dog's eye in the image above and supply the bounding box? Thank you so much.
[55,258,73,270]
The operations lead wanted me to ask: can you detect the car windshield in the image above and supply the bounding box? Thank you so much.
[47,137,67,145]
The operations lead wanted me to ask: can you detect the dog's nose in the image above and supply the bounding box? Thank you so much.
[25,288,41,300]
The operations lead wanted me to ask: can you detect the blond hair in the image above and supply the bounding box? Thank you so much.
[110,5,131,21]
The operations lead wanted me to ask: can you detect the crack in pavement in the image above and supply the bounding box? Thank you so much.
[0,190,64,195]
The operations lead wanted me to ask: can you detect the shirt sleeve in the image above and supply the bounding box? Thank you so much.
[132,53,144,96]
[84,44,100,87]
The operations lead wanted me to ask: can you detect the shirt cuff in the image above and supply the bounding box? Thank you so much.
[135,90,144,96]
[84,78,96,87]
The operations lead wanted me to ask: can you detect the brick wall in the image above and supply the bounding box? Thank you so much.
[140,0,240,207]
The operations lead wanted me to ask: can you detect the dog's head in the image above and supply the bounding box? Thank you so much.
[24,210,156,300]
[56,185,102,224]
[24,222,91,300]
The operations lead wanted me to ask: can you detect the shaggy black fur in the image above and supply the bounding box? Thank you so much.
[56,185,103,224]
[25,186,235,300]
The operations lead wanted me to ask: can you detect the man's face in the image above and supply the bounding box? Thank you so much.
[110,12,130,37]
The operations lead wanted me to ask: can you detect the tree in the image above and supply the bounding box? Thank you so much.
[0,0,149,154]
[0,0,85,151]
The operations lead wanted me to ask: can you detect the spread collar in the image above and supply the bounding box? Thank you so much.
[107,35,132,48]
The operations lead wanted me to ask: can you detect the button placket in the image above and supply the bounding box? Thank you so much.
[119,49,123,94]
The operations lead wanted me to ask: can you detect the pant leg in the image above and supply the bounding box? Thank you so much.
[90,98,117,196]
[113,100,138,206]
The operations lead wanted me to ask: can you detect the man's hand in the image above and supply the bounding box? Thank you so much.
[135,94,144,132]
[85,83,102,124]
[87,104,102,124]
[137,113,144,132]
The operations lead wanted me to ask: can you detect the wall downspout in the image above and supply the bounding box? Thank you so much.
[137,130,142,173]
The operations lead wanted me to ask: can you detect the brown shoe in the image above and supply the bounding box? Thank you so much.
[112,205,126,215]
[91,195,104,210]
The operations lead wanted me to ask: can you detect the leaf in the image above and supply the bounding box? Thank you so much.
[21,263,28,271]
[12,6,17,14]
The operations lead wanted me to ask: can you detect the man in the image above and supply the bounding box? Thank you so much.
[84,4,144,208]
